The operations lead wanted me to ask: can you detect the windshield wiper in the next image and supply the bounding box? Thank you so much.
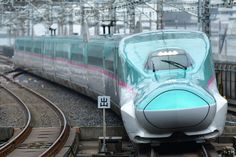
[152,63,156,72]
[152,62,158,81]
[161,60,187,70]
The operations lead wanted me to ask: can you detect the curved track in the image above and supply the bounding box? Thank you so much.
[0,74,70,157]
[0,84,32,156]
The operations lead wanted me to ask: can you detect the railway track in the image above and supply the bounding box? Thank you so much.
[0,73,70,157]
[0,83,32,156]
[227,99,236,114]
[135,142,216,157]
[0,54,12,65]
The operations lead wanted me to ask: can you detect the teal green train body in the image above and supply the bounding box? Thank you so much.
[13,30,227,144]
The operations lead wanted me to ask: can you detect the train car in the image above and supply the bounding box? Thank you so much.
[13,30,227,144]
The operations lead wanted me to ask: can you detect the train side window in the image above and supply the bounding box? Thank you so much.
[19,45,24,51]
[25,46,31,53]
[44,41,54,57]
[18,40,25,51]
[55,41,69,59]
[15,40,20,51]
[105,60,114,72]
[16,41,24,51]
[104,43,115,72]
[87,42,103,67]
[34,41,42,54]
[25,47,31,52]
[71,42,83,62]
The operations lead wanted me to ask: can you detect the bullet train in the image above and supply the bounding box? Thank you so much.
[13,30,227,144]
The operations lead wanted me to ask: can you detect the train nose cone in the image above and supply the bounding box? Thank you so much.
[138,89,216,130]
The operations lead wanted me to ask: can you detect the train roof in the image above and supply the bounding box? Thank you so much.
[15,34,126,42]
[119,30,210,76]
[15,30,210,77]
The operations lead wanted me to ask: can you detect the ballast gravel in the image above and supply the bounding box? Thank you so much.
[15,73,123,127]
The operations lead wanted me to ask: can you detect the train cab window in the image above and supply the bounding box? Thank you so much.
[145,49,193,71]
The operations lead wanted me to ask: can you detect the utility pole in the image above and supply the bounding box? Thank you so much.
[0,3,3,27]
[111,1,116,34]
[69,9,73,35]
[81,4,85,36]
[198,0,202,31]
[128,1,135,34]
[202,0,211,37]
[31,5,34,37]
[94,2,100,35]
[156,0,164,30]
[27,5,30,36]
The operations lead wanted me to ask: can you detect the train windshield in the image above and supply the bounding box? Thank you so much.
[145,49,192,71]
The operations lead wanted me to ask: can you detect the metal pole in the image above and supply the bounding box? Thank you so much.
[124,11,126,34]
[95,3,100,35]
[81,5,85,36]
[156,2,158,30]
[202,0,211,37]
[31,6,34,37]
[156,0,163,30]
[112,1,116,34]
[69,13,73,35]
[198,0,202,31]
[28,6,30,36]
[128,2,135,34]
[0,4,3,26]
[160,0,164,29]
[101,108,106,152]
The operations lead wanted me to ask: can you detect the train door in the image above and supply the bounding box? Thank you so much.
[42,39,55,79]
[20,39,26,68]
[16,39,25,68]
[104,41,118,104]
[87,41,105,95]
[114,45,120,104]
[40,39,44,74]
[70,39,87,89]
[55,39,70,82]
[24,39,33,68]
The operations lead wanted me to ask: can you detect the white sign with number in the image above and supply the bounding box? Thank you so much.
[98,96,110,109]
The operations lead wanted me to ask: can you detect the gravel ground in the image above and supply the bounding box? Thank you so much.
[0,84,26,127]
[0,103,25,127]
[0,61,26,128]
[15,73,123,127]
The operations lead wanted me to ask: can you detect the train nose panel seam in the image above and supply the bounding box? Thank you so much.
[136,89,216,131]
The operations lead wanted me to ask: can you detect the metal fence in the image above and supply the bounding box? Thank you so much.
[215,63,236,103]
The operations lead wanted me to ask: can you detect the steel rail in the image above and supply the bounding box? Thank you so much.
[24,85,70,157]
[0,74,70,156]
[0,84,32,156]
[0,54,12,65]
[201,145,209,157]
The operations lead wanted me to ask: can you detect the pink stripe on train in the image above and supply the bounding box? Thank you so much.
[16,51,134,92]
[207,75,215,87]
